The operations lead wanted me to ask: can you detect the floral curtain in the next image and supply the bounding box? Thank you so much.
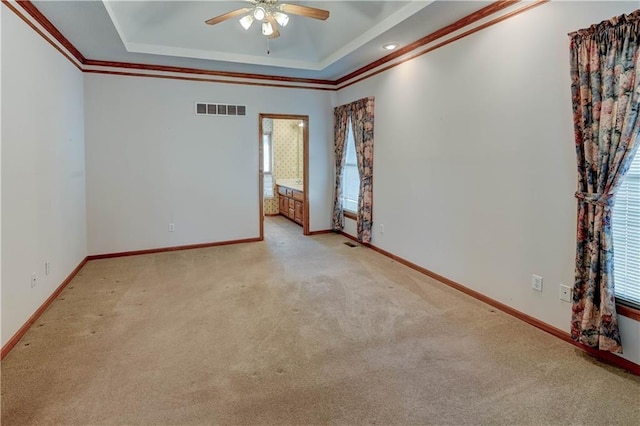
[350,97,375,243]
[332,105,350,231]
[569,10,640,353]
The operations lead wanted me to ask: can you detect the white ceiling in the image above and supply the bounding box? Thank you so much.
[31,1,493,80]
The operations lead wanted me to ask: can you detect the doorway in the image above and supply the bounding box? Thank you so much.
[259,114,309,239]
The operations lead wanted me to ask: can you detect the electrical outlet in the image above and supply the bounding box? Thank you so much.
[168,223,175,232]
[380,224,385,234]
[31,272,37,288]
[531,275,543,292]
[45,261,51,275]
[560,284,572,302]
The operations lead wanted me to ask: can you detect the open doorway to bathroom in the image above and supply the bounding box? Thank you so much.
[259,114,309,238]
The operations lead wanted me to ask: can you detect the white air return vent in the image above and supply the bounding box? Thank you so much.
[195,102,247,117]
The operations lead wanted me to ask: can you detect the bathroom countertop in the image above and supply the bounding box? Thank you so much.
[276,179,303,192]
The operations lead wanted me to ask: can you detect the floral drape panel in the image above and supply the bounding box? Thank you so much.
[332,105,350,231]
[570,11,640,353]
[350,97,375,243]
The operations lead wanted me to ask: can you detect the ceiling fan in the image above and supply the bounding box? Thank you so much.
[205,0,330,39]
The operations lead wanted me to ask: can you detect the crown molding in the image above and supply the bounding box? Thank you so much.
[337,0,549,90]
[335,0,520,86]
[11,0,86,64]
[83,59,335,87]
[3,0,548,91]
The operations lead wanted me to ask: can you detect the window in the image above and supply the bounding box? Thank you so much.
[263,133,274,198]
[341,119,359,213]
[263,133,272,174]
[612,150,640,309]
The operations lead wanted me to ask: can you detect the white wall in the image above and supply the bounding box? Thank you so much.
[84,74,333,255]
[1,9,87,347]
[336,1,640,363]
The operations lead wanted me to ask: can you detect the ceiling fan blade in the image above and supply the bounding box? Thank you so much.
[278,4,329,21]
[266,15,280,39]
[205,7,251,25]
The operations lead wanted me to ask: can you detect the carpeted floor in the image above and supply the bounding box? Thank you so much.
[2,216,639,425]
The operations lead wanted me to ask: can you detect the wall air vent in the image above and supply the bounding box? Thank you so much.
[195,102,247,117]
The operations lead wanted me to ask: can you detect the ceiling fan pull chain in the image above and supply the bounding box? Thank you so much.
[266,37,270,55]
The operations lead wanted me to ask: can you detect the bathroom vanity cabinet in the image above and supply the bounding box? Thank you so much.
[277,184,304,225]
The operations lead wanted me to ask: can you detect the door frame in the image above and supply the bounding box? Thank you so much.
[258,113,310,239]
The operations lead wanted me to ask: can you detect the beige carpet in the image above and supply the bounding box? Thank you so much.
[2,216,639,425]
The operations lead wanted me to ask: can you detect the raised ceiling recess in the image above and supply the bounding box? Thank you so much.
[102,1,431,70]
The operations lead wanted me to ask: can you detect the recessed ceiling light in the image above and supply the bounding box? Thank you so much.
[383,43,399,51]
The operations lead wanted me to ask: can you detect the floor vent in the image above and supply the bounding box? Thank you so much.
[344,241,358,247]
[195,102,246,117]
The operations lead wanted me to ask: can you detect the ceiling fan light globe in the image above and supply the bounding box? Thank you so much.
[274,12,289,27]
[239,15,254,30]
[253,6,266,21]
[261,21,274,36]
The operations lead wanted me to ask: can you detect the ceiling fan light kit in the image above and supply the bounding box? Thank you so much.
[253,6,266,21]
[274,12,290,27]
[262,21,274,36]
[205,0,329,40]
[239,15,255,30]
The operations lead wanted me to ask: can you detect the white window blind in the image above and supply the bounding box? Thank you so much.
[612,150,640,308]
[263,134,272,174]
[341,120,359,213]
[263,133,274,198]
[264,173,274,198]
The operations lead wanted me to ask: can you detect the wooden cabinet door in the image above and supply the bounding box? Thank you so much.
[294,201,303,223]
[279,196,287,214]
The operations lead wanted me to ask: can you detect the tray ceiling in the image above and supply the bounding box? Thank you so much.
[30,1,494,80]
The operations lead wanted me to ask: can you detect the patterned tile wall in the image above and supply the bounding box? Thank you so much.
[263,119,303,215]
